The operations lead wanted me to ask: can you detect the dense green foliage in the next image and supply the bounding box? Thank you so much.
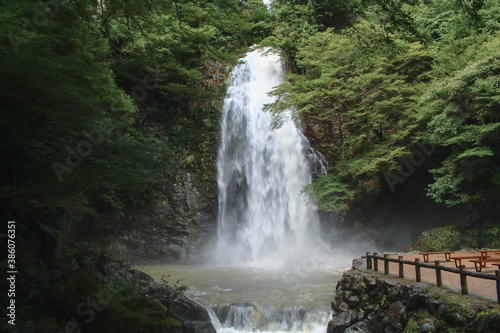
[0,0,270,230]
[2,1,500,330]
[1,2,270,330]
[414,222,500,252]
[264,0,500,214]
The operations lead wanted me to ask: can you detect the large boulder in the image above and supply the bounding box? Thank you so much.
[167,295,216,333]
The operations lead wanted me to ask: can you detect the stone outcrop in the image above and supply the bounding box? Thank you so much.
[328,261,500,333]
[302,111,347,166]
[99,256,216,333]
[108,170,218,264]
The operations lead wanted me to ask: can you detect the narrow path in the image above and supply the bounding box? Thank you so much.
[381,251,498,301]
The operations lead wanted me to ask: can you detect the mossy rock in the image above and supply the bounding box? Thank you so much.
[404,318,420,333]
[435,295,476,327]
[84,296,180,333]
[404,317,438,333]
[472,308,500,333]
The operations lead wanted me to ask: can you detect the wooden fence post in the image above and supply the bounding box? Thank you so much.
[415,258,421,282]
[384,254,389,275]
[496,270,500,303]
[366,252,372,270]
[398,256,404,278]
[373,252,378,272]
[435,261,442,287]
[460,265,468,295]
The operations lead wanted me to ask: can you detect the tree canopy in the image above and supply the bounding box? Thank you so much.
[1,0,270,229]
[2,0,500,226]
[263,0,500,214]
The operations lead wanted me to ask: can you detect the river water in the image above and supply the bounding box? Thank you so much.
[136,263,348,333]
[138,49,353,332]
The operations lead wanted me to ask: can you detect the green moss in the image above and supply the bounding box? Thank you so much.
[472,308,500,332]
[403,312,435,332]
[380,295,389,308]
[359,294,370,308]
[404,318,419,333]
[435,320,464,333]
[431,293,477,329]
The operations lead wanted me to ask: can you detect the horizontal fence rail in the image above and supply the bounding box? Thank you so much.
[364,252,500,303]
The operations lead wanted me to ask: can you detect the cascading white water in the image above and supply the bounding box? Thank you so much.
[214,48,325,267]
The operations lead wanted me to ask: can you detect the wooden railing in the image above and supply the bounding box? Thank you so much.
[364,252,500,303]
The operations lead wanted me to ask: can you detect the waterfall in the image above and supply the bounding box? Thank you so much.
[214,48,326,267]
[136,56,348,332]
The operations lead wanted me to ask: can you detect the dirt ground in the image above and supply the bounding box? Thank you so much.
[369,251,500,301]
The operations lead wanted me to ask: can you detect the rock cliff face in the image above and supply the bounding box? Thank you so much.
[108,170,218,264]
[302,111,346,166]
[327,261,500,333]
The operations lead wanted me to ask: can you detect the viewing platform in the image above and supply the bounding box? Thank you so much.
[363,250,500,302]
